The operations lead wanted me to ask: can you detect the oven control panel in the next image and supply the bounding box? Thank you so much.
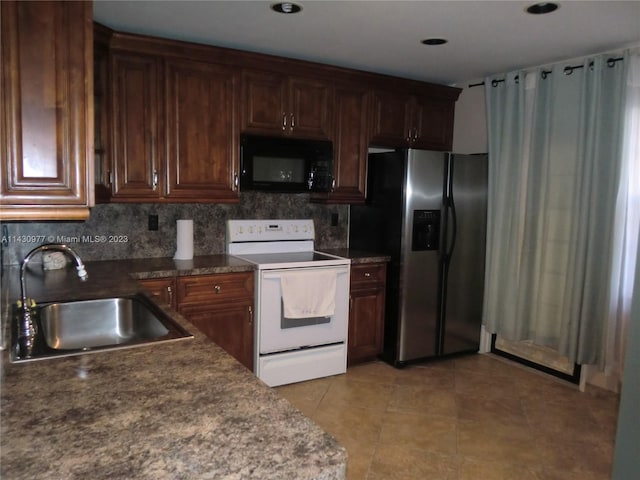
[227,219,315,243]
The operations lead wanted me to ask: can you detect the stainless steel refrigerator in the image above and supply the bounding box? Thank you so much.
[349,149,488,366]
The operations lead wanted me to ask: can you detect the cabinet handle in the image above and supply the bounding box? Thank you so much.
[167,286,173,305]
[331,177,336,192]
[364,272,371,277]
[413,127,419,141]
[290,113,295,130]
[214,285,221,294]
[282,113,287,131]
[107,170,113,186]
[152,170,158,190]
[234,174,239,190]
[249,305,253,325]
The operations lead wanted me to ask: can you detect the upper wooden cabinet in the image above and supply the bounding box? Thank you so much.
[312,84,369,204]
[109,51,163,201]
[412,97,456,150]
[241,69,332,140]
[370,90,455,150]
[101,42,240,203]
[1,1,94,220]
[91,25,460,206]
[165,59,239,202]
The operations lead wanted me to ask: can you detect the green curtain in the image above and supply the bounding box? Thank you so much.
[483,52,628,367]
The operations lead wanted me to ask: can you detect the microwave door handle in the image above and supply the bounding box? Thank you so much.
[308,171,314,190]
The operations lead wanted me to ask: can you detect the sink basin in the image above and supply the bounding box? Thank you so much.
[41,297,172,350]
[11,294,193,362]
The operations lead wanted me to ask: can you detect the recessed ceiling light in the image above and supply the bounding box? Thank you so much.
[421,38,448,46]
[271,2,302,14]
[526,2,559,14]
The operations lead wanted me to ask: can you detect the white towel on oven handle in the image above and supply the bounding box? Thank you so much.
[280,269,337,319]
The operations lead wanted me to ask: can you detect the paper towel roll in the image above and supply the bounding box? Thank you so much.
[173,219,194,260]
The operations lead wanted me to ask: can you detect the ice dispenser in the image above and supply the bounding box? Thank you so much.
[412,210,440,251]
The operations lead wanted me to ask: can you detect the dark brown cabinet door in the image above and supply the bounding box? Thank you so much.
[242,69,331,139]
[139,277,176,309]
[369,90,456,151]
[93,25,112,204]
[165,59,239,202]
[349,286,386,365]
[241,70,288,135]
[179,303,254,371]
[110,51,162,200]
[288,77,331,139]
[369,90,413,147]
[348,263,387,365]
[177,272,254,370]
[0,1,93,220]
[313,85,368,204]
[413,97,455,150]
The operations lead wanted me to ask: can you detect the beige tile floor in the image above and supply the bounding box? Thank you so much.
[276,354,620,480]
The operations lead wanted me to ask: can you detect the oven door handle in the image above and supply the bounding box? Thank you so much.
[262,268,349,280]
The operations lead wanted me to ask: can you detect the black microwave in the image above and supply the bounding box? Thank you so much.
[240,134,333,193]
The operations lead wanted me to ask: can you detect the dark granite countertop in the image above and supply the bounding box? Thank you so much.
[0,255,346,480]
[321,249,391,265]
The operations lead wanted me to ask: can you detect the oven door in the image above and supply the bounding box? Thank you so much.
[258,265,350,354]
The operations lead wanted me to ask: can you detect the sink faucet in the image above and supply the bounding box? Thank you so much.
[19,244,88,341]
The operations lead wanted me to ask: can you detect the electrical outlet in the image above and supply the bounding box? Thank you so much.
[148,214,159,231]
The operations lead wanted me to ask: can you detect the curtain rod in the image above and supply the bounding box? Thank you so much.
[468,56,624,88]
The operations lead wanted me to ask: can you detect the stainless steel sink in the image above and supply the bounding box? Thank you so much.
[11,294,193,362]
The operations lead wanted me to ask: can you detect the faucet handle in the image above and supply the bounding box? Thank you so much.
[15,298,36,309]
[76,264,88,281]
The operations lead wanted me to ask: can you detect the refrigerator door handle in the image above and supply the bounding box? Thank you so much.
[446,194,457,260]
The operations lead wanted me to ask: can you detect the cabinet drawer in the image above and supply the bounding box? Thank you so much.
[139,277,177,308]
[177,272,254,305]
[350,263,386,288]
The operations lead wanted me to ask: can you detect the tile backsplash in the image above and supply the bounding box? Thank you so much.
[1,192,348,265]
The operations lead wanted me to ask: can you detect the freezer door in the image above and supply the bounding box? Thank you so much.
[441,154,487,355]
[398,150,446,362]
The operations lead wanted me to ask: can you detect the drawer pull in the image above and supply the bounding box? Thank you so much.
[364,272,371,277]
[214,285,221,294]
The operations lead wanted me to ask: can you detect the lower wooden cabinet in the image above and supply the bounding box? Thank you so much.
[348,262,387,365]
[176,272,254,370]
[138,277,176,309]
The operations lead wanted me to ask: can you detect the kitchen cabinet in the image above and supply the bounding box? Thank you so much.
[412,97,456,150]
[165,59,239,201]
[109,50,163,200]
[139,277,176,309]
[241,69,332,140]
[0,0,94,220]
[348,262,387,365]
[99,39,240,203]
[177,272,254,370]
[312,84,369,204]
[92,25,460,206]
[370,90,455,150]
[93,23,112,203]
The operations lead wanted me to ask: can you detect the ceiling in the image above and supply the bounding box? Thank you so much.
[93,0,640,86]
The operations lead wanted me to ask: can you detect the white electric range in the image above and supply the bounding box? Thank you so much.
[227,219,350,387]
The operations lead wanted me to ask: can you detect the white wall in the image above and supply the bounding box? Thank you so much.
[452,80,488,154]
